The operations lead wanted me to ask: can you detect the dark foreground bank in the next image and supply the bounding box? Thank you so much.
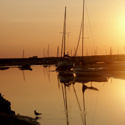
[0,94,40,125]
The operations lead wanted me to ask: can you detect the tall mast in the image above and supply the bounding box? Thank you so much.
[74,0,85,56]
[63,6,67,56]
[61,6,67,57]
[82,0,85,56]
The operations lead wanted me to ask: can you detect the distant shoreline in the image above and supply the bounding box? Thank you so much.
[0,55,125,66]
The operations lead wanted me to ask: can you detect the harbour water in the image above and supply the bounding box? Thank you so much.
[0,65,125,125]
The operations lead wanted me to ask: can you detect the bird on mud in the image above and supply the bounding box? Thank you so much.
[34,110,42,116]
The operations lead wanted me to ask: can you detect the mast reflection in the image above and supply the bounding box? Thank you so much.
[57,70,102,125]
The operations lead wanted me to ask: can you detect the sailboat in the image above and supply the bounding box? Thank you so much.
[72,0,87,74]
[56,6,73,71]
[73,0,104,78]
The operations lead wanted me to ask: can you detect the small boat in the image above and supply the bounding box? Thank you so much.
[56,59,73,71]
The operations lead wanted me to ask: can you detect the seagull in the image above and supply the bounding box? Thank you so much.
[34,110,42,116]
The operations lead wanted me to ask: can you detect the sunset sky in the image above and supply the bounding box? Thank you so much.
[0,0,125,57]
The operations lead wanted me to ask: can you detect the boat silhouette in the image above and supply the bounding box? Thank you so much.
[58,71,74,86]
[56,6,73,72]
[58,76,99,125]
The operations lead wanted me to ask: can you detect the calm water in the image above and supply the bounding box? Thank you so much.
[0,65,125,125]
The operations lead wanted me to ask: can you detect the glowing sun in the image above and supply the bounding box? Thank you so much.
[117,15,125,35]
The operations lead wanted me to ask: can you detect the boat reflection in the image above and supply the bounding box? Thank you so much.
[58,71,74,86]
[75,74,108,83]
[60,84,70,125]
[57,70,108,85]
[57,64,125,84]
[57,71,100,125]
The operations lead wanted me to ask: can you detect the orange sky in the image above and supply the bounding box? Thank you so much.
[0,0,125,57]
